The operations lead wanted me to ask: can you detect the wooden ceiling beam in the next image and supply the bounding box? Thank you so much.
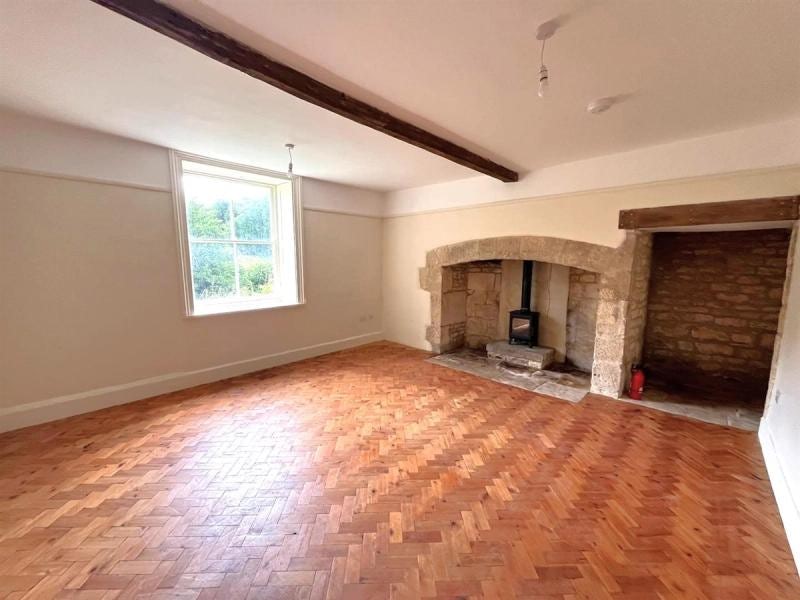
[90,0,519,183]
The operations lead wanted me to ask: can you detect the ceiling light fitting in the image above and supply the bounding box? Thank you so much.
[285,143,295,175]
[536,21,557,99]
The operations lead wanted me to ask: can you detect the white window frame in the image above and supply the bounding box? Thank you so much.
[170,150,305,317]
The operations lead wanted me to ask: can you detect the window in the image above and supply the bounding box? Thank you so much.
[171,152,303,316]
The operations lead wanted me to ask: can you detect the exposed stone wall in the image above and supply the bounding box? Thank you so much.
[497,261,524,340]
[465,261,502,349]
[566,268,600,371]
[435,261,504,351]
[437,264,468,352]
[621,232,653,379]
[644,229,790,393]
[590,232,651,397]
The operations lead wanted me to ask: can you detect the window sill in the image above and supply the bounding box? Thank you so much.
[188,298,303,318]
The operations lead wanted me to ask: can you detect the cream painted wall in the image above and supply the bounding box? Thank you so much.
[761,225,800,570]
[0,109,171,190]
[534,263,570,361]
[382,167,800,350]
[0,170,382,425]
[496,260,569,359]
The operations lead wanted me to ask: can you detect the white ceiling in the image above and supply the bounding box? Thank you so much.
[1,0,799,191]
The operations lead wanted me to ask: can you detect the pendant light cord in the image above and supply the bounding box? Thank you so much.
[540,38,546,67]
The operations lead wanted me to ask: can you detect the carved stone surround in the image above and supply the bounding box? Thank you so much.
[419,234,653,398]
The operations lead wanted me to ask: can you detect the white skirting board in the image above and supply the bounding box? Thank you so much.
[0,331,383,433]
[759,419,800,574]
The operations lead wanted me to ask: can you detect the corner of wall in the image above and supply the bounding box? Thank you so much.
[759,222,800,573]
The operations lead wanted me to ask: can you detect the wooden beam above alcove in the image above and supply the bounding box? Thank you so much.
[619,196,800,230]
[90,0,519,183]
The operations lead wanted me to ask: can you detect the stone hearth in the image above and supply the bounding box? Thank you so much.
[428,349,590,403]
[486,341,554,370]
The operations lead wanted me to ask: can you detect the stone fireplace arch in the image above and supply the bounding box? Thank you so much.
[418,234,652,397]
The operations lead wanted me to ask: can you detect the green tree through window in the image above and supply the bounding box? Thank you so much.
[184,173,274,301]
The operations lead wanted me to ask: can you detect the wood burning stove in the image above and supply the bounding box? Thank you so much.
[508,260,540,347]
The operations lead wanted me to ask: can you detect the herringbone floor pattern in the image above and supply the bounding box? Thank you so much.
[1,342,797,599]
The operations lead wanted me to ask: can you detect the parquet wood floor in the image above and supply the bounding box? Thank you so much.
[1,342,797,599]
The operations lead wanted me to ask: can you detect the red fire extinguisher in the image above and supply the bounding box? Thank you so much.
[629,364,645,400]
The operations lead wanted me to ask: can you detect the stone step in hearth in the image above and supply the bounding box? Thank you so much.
[486,341,555,370]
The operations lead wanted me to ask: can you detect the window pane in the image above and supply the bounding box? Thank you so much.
[184,174,231,239]
[190,242,235,300]
[237,244,274,296]
[234,190,272,241]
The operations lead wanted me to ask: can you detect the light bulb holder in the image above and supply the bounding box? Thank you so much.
[538,64,549,98]
[285,143,295,175]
